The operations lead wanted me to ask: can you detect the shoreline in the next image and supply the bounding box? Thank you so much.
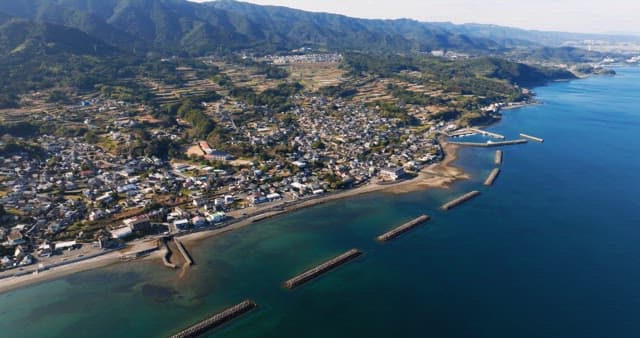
[0,141,466,294]
[0,251,123,294]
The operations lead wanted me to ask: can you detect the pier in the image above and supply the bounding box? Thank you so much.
[284,249,362,289]
[448,139,528,147]
[441,191,481,211]
[495,150,503,165]
[448,131,476,138]
[377,215,430,241]
[174,238,194,266]
[484,168,501,186]
[468,127,505,140]
[519,133,544,143]
[170,300,257,338]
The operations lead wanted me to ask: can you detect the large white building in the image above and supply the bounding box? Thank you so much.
[380,167,406,181]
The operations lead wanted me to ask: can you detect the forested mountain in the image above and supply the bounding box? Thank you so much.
[0,0,632,59]
[0,12,116,57]
[0,0,634,59]
[0,0,503,55]
[207,0,502,53]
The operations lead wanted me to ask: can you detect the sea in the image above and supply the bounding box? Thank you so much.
[1,67,640,338]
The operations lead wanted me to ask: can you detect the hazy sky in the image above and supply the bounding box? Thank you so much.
[190,0,640,34]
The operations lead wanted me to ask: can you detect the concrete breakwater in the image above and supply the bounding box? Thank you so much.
[377,215,430,241]
[468,127,505,140]
[448,139,528,147]
[174,238,193,266]
[284,249,362,289]
[520,133,544,143]
[495,150,503,165]
[484,168,501,186]
[441,191,481,211]
[170,300,257,338]
[161,238,177,269]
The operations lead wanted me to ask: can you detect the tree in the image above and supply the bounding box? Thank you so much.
[47,90,73,104]
[84,130,99,144]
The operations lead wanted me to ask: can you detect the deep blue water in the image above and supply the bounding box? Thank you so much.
[1,67,640,338]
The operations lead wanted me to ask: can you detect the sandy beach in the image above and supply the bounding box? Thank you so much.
[0,251,123,294]
[0,141,466,294]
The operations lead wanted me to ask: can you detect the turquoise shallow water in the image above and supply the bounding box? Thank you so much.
[2,67,640,338]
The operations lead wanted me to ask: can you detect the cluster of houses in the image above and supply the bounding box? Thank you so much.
[189,94,449,210]
[260,53,343,65]
[0,222,84,271]
[0,133,202,269]
[293,98,443,182]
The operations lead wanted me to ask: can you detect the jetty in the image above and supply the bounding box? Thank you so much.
[170,300,257,338]
[519,133,544,143]
[377,215,430,241]
[448,139,528,148]
[441,191,481,211]
[468,127,505,140]
[174,238,194,266]
[161,238,177,269]
[484,168,501,186]
[284,249,362,289]
[495,150,503,165]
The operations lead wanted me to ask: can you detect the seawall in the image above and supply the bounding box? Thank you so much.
[284,249,362,289]
[174,238,194,266]
[484,168,501,186]
[441,191,481,211]
[520,133,544,143]
[170,300,257,338]
[495,150,503,165]
[377,215,430,241]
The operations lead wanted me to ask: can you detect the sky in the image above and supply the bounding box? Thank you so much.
[189,0,640,34]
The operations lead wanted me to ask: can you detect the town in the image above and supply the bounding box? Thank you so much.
[0,51,530,276]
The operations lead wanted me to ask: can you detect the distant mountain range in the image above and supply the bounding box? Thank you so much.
[0,12,116,58]
[0,0,636,60]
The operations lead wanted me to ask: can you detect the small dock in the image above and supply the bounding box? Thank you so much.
[484,168,501,186]
[468,127,505,140]
[174,238,194,266]
[495,150,503,165]
[441,191,481,211]
[284,249,362,289]
[448,139,528,148]
[519,133,544,143]
[170,300,257,338]
[377,215,430,241]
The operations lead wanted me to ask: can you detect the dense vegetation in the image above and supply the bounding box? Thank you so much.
[0,121,43,137]
[0,140,46,159]
[230,82,303,112]
[345,53,575,91]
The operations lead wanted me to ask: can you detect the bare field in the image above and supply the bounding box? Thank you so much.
[287,62,345,90]
[186,144,205,157]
